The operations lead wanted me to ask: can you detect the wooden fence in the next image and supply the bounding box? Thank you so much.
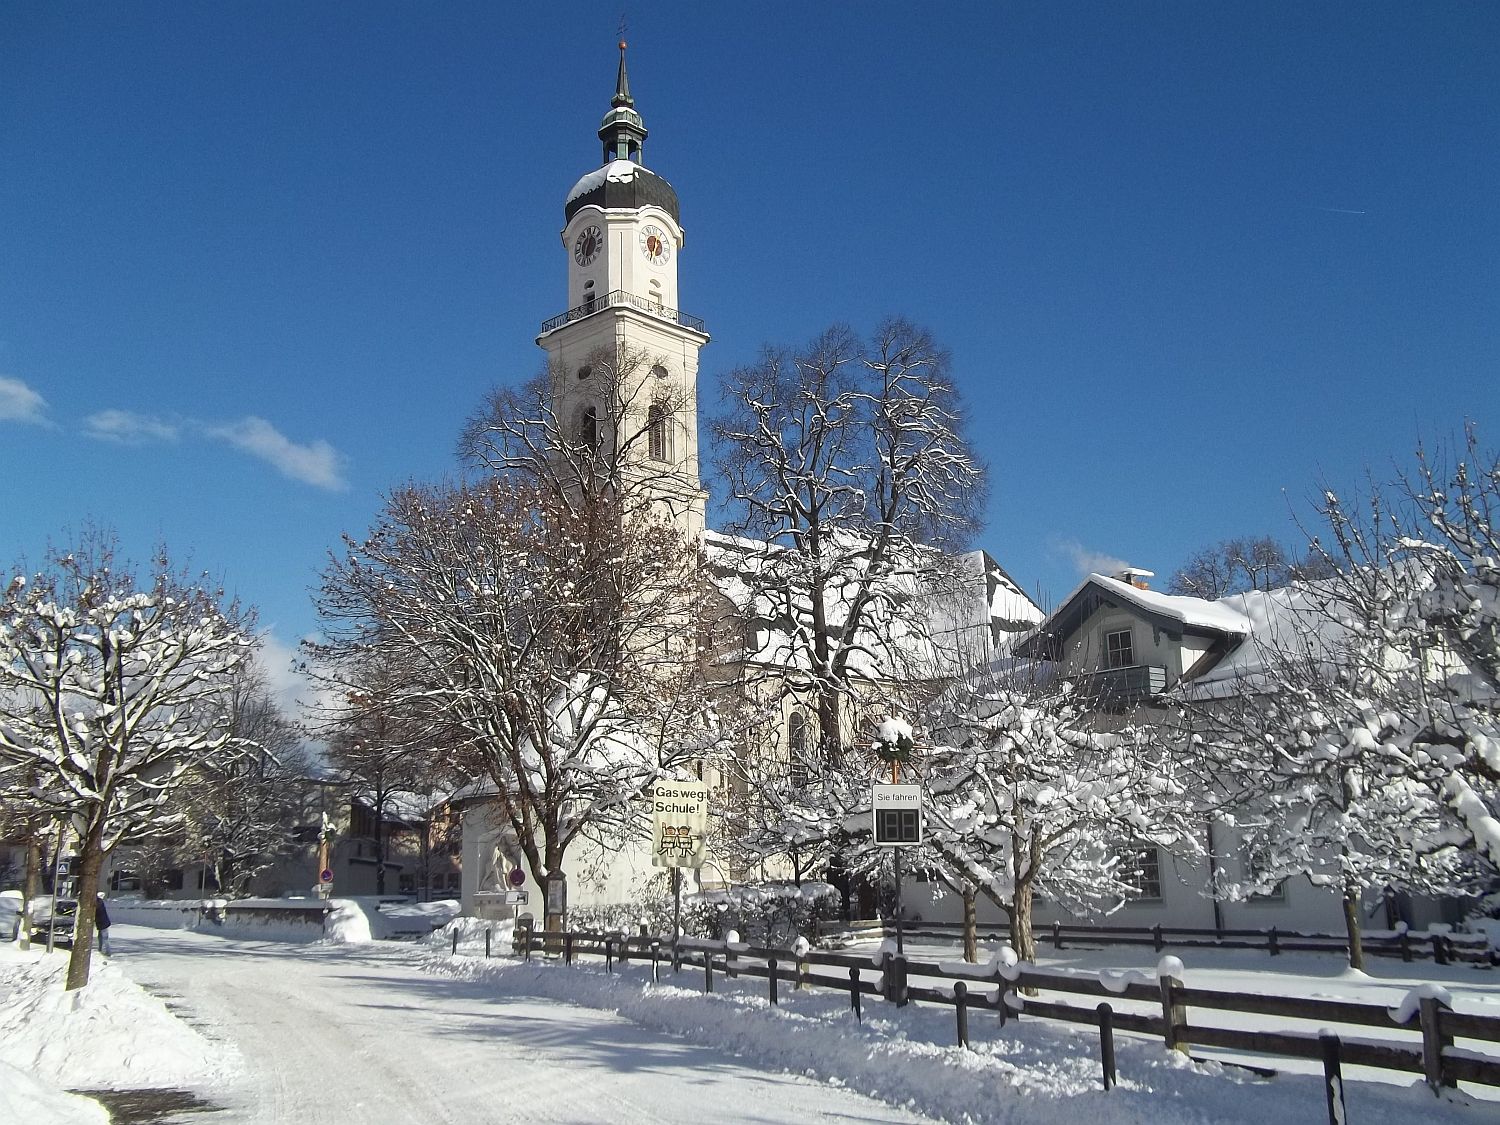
[817,919,1495,966]
[501,924,1500,1101]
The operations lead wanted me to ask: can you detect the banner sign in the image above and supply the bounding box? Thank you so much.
[650,779,709,869]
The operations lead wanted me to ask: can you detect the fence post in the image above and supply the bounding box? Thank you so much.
[451,927,459,956]
[1053,920,1064,950]
[564,933,574,965]
[1098,1003,1117,1091]
[768,957,778,1005]
[1153,924,1164,953]
[1159,973,1188,1054]
[954,981,970,1049]
[849,967,862,1022]
[604,937,613,973]
[1320,1032,1346,1124]
[1268,927,1280,956]
[1400,930,1412,963]
[651,940,661,984]
[704,949,714,993]
[1420,994,1454,1093]
[1432,933,1450,967]
[485,928,492,958]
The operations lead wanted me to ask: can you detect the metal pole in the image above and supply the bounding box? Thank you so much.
[893,848,905,957]
[672,867,681,944]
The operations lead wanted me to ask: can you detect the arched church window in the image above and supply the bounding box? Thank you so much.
[577,404,598,449]
[788,711,809,787]
[647,403,668,462]
[648,279,664,309]
[582,280,596,314]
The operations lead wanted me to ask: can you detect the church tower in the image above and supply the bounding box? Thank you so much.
[537,43,709,541]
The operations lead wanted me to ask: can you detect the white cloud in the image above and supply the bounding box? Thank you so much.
[1052,538,1132,579]
[84,408,181,444]
[253,629,314,721]
[205,415,348,491]
[0,376,50,425]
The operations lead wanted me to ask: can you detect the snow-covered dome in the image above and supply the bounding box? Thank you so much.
[565,158,680,224]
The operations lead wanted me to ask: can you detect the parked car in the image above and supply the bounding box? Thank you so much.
[27,895,78,945]
[0,890,21,941]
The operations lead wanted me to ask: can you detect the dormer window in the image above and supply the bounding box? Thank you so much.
[1105,628,1134,668]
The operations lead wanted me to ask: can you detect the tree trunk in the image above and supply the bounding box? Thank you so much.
[65,818,107,991]
[1342,885,1365,972]
[962,886,977,963]
[1010,880,1036,964]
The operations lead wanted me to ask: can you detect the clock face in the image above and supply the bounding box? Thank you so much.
[639,224,672,266]
[573,225,603,267]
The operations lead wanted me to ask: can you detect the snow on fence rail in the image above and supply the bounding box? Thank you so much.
[817,919,1496,966]
[497,924,1500,1100]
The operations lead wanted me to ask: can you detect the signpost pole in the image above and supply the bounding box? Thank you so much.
[891,760,904,956]
[672,867,681,944]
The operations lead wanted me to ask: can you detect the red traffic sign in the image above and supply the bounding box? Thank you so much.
[507,867,526,888]
[319,868,334,883]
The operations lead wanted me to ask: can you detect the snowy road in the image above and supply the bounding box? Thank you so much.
[113,926,933,1125]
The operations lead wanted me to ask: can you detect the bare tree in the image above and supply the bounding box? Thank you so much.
[314,347,730,926]
[0,531,251,988]
[171,655,309,898]
[1168,536,1331,599]
[711,319,987,764]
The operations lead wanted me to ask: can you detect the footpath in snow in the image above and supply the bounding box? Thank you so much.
[2,916,1497,1124]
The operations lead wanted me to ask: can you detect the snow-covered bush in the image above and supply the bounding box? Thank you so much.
[567,881,839,945]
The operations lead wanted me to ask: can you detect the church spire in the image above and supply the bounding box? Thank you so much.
[613,38,633,107]
[598,40,647,164]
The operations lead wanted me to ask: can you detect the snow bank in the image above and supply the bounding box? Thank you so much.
[0,1058,108,1125]
[420,951,1481,1125]
[0,947,233,1090]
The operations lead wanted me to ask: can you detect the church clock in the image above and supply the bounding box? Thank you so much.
[639,223,671,266]
[573,224,603,266]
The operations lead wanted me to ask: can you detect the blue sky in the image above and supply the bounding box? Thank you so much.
[2,3,1496,703]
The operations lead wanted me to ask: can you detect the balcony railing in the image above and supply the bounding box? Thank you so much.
[540,289,706,335]
[1075,663,1168,706]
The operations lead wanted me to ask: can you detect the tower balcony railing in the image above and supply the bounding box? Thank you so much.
[540,289,706,335]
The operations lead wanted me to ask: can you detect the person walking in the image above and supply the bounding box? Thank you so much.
[94,893,111,956]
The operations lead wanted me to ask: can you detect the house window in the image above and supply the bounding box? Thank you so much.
[1105,629,1134,668]
[1119,846,1162,900]
[788,711,810,788]
[647,403,669,461]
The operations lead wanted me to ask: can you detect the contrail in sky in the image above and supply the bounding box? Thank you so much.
[1313,206,1368,215]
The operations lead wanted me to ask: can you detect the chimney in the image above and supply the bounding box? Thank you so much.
[1114,566,1155,590]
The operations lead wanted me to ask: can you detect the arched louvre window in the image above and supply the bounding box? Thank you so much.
[647,403,668,462]
[788,711,809,787]
[577,404,597,449]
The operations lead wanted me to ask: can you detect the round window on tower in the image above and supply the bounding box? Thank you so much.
[577,364,592,381]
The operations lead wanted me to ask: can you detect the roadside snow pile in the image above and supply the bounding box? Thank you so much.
[0,1058,108,1125]
[419,951,1482,1125]
[0,947,234,1090]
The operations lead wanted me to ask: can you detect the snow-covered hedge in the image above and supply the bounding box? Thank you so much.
[567,881,840,944]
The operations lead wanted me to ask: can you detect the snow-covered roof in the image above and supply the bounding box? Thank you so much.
[1015,573,1252,665]
[566,159,644,205]
[700,531,1041,680]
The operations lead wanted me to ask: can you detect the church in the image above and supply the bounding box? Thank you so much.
[457,46,1041,921]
